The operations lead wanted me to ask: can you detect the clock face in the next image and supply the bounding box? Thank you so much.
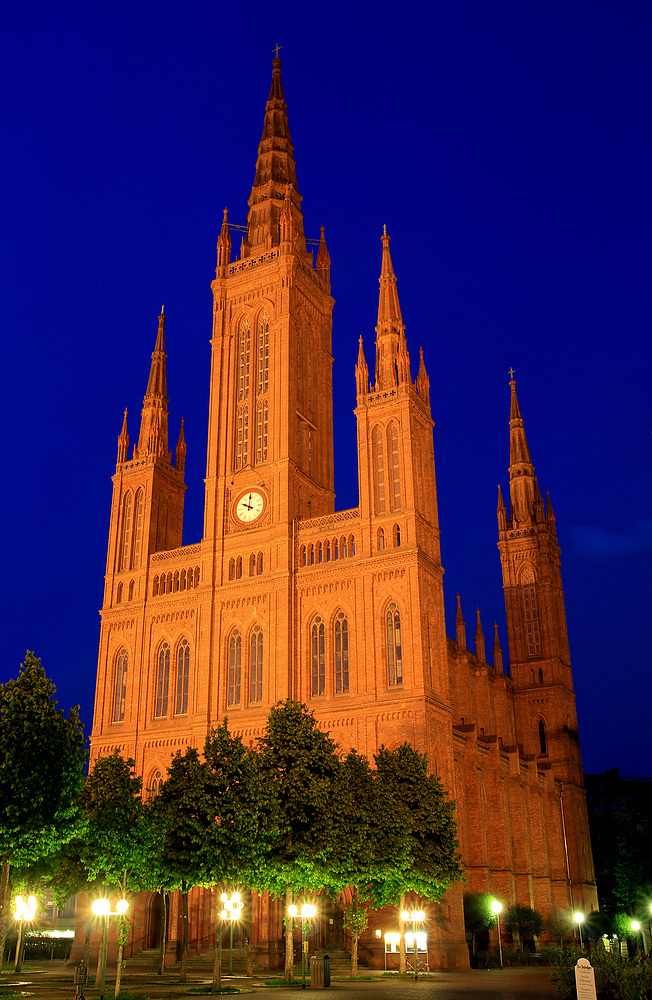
[235,490,266,524]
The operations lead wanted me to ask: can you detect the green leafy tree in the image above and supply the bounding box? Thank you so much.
[546,908,575,948]
[0,652,87,970]
[372,744,463,972]
[257,701,343,981]
[505,902,544,953]
[463,892,496,957]
[202,721,276,990]
[154,746,212,983]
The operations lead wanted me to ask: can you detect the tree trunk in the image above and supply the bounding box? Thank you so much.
[284,886,294,983]
[114,873,128,997]
[0,862,11,974]
[84,914,92,970]
[246,932,253,978]
[211,888,221,992]
[157,892,168,976]
[351,930,358,978]
[180,883,189,984]
[399,896,407,975]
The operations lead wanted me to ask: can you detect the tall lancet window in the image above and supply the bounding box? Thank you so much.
[131,489,143,568]
[238,318,250,401]
[118,492,133,571]
[156,643,170,717]
[386,602,403,685]
[388,423,401,510]
[311,617,325,695]
[373,426,386,515]
[113,648,128,722]
[228,630,241,707]
[236,407,248,468]
[250,624,263,704]
[175,639,189,715]
[334,614,349,693]
[257,314,269,395]
[521,566,542,656]
[256,399,268,464]
[255,314,269,464]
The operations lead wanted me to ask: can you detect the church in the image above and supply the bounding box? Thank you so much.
[85,56,597,970]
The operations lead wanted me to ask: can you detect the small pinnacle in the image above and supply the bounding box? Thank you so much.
[161,304,165,315]
[383,223,387,236]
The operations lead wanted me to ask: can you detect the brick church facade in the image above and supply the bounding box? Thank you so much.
[85,57,597,969]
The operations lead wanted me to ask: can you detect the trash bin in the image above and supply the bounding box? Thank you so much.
[323,954,331,987]
[310,956,324,987]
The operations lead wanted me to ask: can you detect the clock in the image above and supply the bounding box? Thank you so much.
[234,490,266,524]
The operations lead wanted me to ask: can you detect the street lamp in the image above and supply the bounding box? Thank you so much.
[219,891,243,976]
[574,912,584,949]
[491,900,503,968]
[400,909,425,981]
[13,895,36,973]
[91,897,129,1000]
[287,902,316,990]
[631,920,643,954]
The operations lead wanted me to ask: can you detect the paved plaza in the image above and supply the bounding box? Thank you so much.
[0,964,558,1000]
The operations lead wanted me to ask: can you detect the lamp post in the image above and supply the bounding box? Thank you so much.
[401,909,425,980]
[219,892,243,976]
[574,912,584,949]
[491,900,503,968]
[13,895,36,973]
[288,902,316,990]
[91,897,129,1000]
[631,920,643,954]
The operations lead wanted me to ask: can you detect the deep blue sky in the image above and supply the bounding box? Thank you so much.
[1,1,650,775]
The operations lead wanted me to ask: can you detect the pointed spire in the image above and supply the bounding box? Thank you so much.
[533,476,545,521]
[508,374,536,524]
[216,207,232,271]
[493,623,503,674]
[455,594,466,652]
[246,56,305,251]
[375,227,409,389]
[355,335,369,399]
[545,490,557,537]
[475,609,486,663]
[497,484,508,531]
[416,347,430,405]
[135,309,170,461]
[175,418,186,477]
[316,226,331,293]
[117,408,129,465]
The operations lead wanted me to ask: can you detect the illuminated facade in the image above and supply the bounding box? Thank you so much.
[85,57,596,969]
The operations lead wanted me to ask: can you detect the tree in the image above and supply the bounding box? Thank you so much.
[372,744,463,972]
[463,892,496,958]
[505,903,544,953]
[546,908,575,948]
[257,701,343,981]
[0,652,87,971]
[154,747,212,983]
[202,721,276,990]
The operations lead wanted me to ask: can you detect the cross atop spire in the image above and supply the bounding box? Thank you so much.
[374,227,409,389]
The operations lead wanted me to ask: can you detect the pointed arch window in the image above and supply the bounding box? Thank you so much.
[238,318,250,401]
[372,426,386,515]
[236,405,249,468]
[249,553,256,577]
[256,398,268,463]
[150,769,163,798]
[523,582,542,656]
[538,719,547,755]
[113,648,128,722]
[119,492,133,571]
[236,556,243,579]
[388,423,401,510]
[386,602,403,685]
[257,551,263,574]
[128,579,135,601]
[176,639,189,715]
[335,614,349,693]
[377,527,385,551]
[250,624,263,704]
[156,643,170,717]
[131,489,144,568]
[257,314,269,395]
[116,582,123,604]
[393,523,401,547]
[228,631,241,707]
[311,617,325,696]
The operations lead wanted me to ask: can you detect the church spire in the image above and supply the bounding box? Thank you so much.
[135,308,170,461]
[246,56,305,252]
[416,347,430,405]
[374,226,410,389]
[117,408,129,465]
[508,374,536,525]
[475,609,486,663]
[455,594,466,653]
[355,335,369,400]
[216,208,231,272]
[175,418,186,477]
[493,623,503,673]
[316,226,331,293]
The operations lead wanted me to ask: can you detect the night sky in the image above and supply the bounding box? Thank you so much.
[2,1,650,776]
